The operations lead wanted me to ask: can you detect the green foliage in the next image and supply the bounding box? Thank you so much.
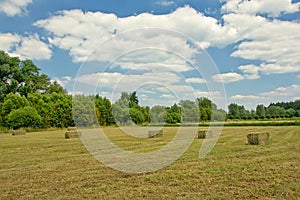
[72,95,96,127]
[0,50,64,101]
[46,81,66,94]
[7,106,42,129]
[0,93,29,126]
[95,95,115,126]
[149,105,166,124]
[211,109,226,121]
[180,100,199,122]
[129,108,144,124]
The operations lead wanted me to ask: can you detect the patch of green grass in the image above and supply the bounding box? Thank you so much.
[0,127,299,199]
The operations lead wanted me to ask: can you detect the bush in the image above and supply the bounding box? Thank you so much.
[7,106,42,129]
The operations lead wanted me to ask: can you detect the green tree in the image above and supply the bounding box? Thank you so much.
[285,108,296,118]
[49,93,74,128]
[46,81,66,94]
[256,104,265,119]
[72,95,96,127]
[228,103,239,119]
[266,105,285,118]
[211,109,226,121]
[150,105,166,124]
[165,103,181,124]
[95,95,115,126]
[129,91,138,108]
[27,92,52,128]
[0,50,64,100]
[0,93,29,126]
[129,108,144,124]
[180,100,199,122]
[7,106,42,129]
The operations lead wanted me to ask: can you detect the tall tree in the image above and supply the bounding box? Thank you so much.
[256,104,265,119]
[228,103,239,119]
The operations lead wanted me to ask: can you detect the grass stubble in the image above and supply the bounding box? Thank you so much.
[0,126,299,199]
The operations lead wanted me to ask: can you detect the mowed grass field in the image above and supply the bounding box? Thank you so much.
[0,126,299,199]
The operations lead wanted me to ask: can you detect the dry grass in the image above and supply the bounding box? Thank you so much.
[0,127,299,199]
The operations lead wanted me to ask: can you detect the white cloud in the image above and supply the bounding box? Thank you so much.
[0,33,20,51]
[13,34,52,60]
[160,94,175,98]
[0,33,52,60]
[231,95,262,100]
[0,0,32,16]
[72,70,224,107]
[156,1,175,6]
[113,50,193,72]
[185,77,206,84]
[33,6,300,77]
[224,13,300,75]
[238,64,260,79]
[261,84,300,98]
[230,84,300,109]
[34,6,239,63]
[212,72,244,83]
[221,0,300,17]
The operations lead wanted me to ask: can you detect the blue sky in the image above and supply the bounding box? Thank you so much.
[0,0,299,109]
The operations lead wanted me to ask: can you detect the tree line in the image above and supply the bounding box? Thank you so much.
[0,50,299,129]
[228,101,300,120]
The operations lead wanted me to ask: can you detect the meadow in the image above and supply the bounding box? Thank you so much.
[0,126,299,199]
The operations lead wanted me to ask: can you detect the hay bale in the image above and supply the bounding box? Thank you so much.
[198,130,206,139]
[67,127,78,131]
[65,127,81,139]
[247,132,269,145]
[148,130,163,138]
[11,129,26,136]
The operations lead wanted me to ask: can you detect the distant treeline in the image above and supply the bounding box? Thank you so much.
[0,50,299,129]
[227,100,300,120]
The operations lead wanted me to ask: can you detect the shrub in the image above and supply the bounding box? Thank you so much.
[7,106,42,129]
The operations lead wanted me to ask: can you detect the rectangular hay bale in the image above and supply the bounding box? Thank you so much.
[148,130,163,138]
[65,130,81,139]
[11,129,26,136]
[247,132,269,145]
[198,130,206,139]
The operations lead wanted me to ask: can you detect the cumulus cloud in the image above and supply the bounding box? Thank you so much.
[34,6,239,63]
[33,6,300,77]
[0,33,20,51]
[224,13,300,75]
[212,72,244,83]
[185,77,206,84]
[230,84,300,109]
[238,64,260,79]
[0,33,52,60]
[221,0,300,17]
[231,95,262,100]
[0,0,32,16]
[72,69,224,106]
[261,84,300,98]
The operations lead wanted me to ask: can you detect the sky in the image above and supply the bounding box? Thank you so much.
[0,0,299,110]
